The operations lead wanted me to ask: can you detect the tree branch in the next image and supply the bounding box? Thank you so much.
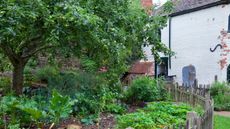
[22,45,57,59]
[0,43,19,65]
[17,35,42,51]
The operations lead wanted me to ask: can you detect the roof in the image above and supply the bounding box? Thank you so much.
[174,0,220,12]
[129,61,154,75]
[154,0,230,17]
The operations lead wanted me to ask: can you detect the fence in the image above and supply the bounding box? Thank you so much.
[164,83,214,129]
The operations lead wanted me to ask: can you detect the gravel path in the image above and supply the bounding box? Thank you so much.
[214,111,230,117]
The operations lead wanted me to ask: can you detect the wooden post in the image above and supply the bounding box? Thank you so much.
[196,117,201,129]
[186,112,199,129]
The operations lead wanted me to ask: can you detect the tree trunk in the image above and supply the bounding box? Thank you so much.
[12,62,26,95]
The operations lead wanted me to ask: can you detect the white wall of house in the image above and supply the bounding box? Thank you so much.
[142,45,155,62]
[161,4,230,85]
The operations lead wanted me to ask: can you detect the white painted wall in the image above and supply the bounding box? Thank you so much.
[142,45,154,62]
[161,4,230,85]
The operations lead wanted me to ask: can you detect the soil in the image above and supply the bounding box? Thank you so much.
[54,113,116,129]
[49,105,141,129]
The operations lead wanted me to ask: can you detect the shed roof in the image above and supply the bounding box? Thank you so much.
[129,61,154,75]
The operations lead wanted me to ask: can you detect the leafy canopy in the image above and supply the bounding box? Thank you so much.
[0,0,170,67]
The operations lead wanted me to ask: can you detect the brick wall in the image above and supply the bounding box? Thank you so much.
[141,0,153,15]
[141,0,153,8]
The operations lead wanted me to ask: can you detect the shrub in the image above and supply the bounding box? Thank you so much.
[45,70,119,111]
[124,77,167,104]
[104,103,126,114]
[49,90,74,124]
[34,69,123,121]
[210,82,230,96]
[210,82,230,111]
[0,77,11,94]
[35,66,59,83]
[0,90,74,128]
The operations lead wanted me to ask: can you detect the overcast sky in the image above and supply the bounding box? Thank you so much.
[153,0,167,5]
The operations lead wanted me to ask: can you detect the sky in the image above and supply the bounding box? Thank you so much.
[152,0,168,5]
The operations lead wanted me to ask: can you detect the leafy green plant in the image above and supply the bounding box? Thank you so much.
[80,56,97,72]
[0,95,20,125]
[16,97,47,126]
[193,105,204,116]
[7,123,20,129]
[81,114,98,125]
[124,77,167,104]
[35,66,59,83]
[0,77,11,94]
[104,103,126,114]
[211,82,230,111]
[0,90,75,127]
[210,82,230,96]
[116,102,192,129]
[49,90,74,124]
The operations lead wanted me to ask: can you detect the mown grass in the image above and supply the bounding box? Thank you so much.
[214,115,230,129]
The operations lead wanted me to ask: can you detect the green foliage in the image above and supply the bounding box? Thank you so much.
[7,123,20,129]
[35,66,59,83]
[80,114,98,125]
[117,102,192,129]
[104,103,126,114]
[49,90,74,123]
[24,66,36,87]
[0,0,171,94]
[80,56,97,72]
[210,82,230,96]
[211,82,230,111]
[0,53,11,72]
[0,90,73,127]
[0,76,11,94]
[193,105,204,117]
[124,77,167,104]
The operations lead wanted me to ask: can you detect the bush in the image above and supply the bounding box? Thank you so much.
[34,68,123,121]
[36,69,121,118]
[210,82,230,111]
[0,90,74,128]
[210,82,230,96]
[35,66,59,83]
[0,77,11,94]
[117,102,192,129]
[104,103,126,114]
[124,77,167,104]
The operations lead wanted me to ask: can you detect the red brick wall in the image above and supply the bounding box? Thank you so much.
[141,0,153,8]
[141,0,153,15]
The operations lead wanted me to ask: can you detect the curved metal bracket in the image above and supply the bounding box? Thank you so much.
[210,44,223,52]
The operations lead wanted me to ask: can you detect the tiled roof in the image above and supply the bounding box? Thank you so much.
[129,61,154,75]
[173,0,220,12]
[153,0,229,16]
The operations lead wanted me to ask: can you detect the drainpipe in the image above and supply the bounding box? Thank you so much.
[169,17,172,69]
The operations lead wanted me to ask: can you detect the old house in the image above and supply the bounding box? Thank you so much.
[157,0,230,85]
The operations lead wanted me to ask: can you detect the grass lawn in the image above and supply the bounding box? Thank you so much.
[214,115,230,129]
